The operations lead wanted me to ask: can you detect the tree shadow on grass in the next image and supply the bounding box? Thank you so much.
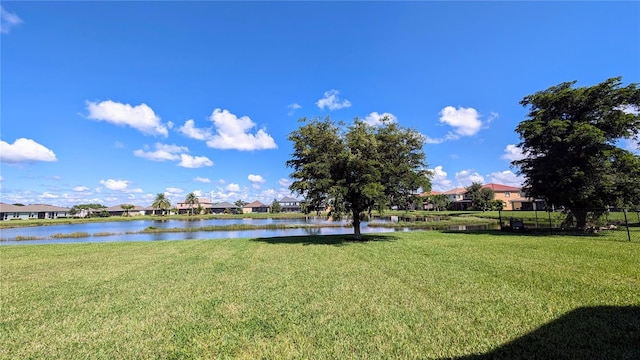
[440,229,612,238]
[251,233,398,246]
[445,305,640,360]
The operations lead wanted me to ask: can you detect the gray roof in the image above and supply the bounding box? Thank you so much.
[244,200,267,208]
[278,197,300,203]
[0,203,70,212]
[211,201,238,209]
[106,204,146,211]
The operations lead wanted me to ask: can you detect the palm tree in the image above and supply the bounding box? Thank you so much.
[121,204,135,217]
[152,193,171,216]
[185,192,199,216]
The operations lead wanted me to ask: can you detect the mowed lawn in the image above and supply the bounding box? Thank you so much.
[1,231,639,359]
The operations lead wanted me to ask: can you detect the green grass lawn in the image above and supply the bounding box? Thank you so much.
[2,231,639,359]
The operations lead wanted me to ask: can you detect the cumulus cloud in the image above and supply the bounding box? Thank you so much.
[1,6,22,34]
[439,106,483,138]
[488,170,524,188]
[73,186,90,192]
[278,178,292,187]
[134,143,212,168]
[501,144,526,161]
[316,90,351,111]
[428,165,453,191]
[424,136,445,145]
[99,179,132,191]
[1,138,57,163]
[178,119,211,140]
[86,100,169,137]
[287,103,302,116]
[206,109,277,150]
[180,109,277,151]
[363,112,397,126]
[194,176,211,183]
[248,174,266,189]
[133,143,188,161]
[226,183,240,192]
[178,154,213,168]
[165,187,184,194]
[455,169,485,187]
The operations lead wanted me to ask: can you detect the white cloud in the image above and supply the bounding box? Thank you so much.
[488,170,524,188]
[99,179,130,191]
[165,187,184,194]
[316,89,352,111]
[248,174,266,184]
[73,186,90,192]
[424,136,445,145]
[178,119,211,140]
[226,183,240,192]
[428,165,453,191]
[194,176,211,183]
[486,112,499,124]
[363,112,397,126]
[439,106,483,138]
[455,169,485,187]
[1,6,22,34]
[40,192,59,199]
[287,103,302,116]
[278,178,292,187]
[1,138,57,163]
[133,143,187,161]
[501,144,526,161]
[86,100,168,137]
[178,154,213,168]
[617,104,640,115]
[205,109,277,151]
[248,174,266,189]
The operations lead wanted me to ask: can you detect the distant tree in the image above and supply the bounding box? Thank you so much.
[270,199,282,213]
[12,203,25,206]
[513,77,640,229]
[465,183,494,211]
[234,200,248,214]
[121,204,135,217]
[287,116,430,238]
[152,193,171,216]
[428,194,451,211]
[185,192,199,216]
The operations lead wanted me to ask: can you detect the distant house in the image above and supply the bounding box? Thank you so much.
[278,197,302,212]
[418,190,442,210]
[106,204,147,217]
[176,198,214,214]
[210,201,239,214]
[442,188,471,210]
[243,200,269,213]
[0,203,70,221]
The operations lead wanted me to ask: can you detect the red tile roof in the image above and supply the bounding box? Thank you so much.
[481,183,521,192]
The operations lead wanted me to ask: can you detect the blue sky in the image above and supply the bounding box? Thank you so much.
[1,1,639,207]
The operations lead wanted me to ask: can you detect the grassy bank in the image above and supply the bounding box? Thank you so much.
[2,231,639,359]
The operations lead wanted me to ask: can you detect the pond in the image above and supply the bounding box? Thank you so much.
[0,217,408,245]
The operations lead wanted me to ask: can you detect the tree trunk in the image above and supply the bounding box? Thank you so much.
[352,209,362,240]
[573,209,588,230]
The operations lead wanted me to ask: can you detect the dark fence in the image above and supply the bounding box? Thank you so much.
[498,208,640,242]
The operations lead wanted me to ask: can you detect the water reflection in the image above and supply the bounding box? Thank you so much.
[0,217,498,245]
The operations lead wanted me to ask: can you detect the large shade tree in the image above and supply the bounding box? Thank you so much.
[513,77,640,229]
[287,116,431,238]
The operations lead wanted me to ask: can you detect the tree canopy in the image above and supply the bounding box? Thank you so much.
[287,116,430,238]
[465,182,495,211]
[185,192,199,216]
[513,77,640,229]
[152,193,171,216]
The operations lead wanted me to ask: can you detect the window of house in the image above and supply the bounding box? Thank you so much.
[505,192,510,197]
